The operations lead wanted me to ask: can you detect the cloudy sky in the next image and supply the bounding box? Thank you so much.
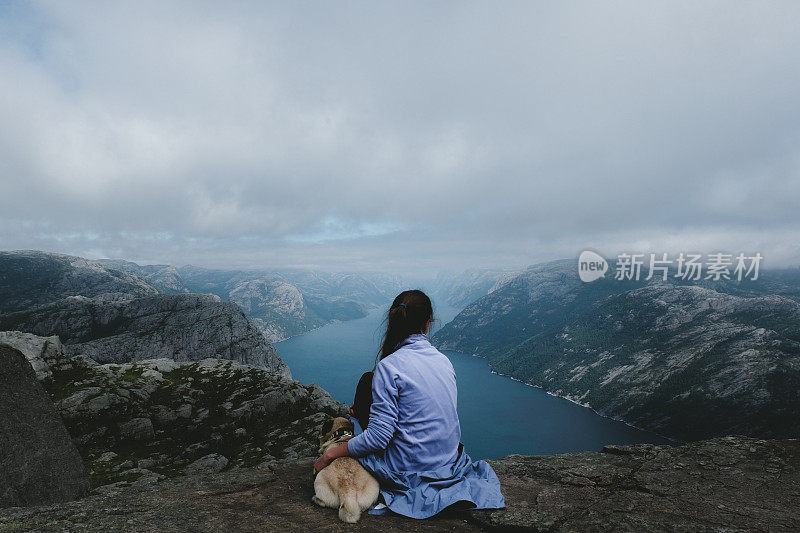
[1,1,799,274]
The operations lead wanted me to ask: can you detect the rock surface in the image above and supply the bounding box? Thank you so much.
[1,437,796,532]
[471,436,800,532]
[185,454,229,476]
[0,344,89,508]
[0,251,157,312]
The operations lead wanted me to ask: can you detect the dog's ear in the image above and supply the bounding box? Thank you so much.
[319,418,334,437]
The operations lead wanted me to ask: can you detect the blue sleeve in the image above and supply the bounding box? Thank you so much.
[347,360,400,457]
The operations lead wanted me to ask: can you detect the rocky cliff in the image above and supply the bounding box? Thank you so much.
[0,294,289,376]
[0,252,289,377]
[433,260,800,441]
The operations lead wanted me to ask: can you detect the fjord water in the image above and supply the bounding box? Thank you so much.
[276,304,672,459]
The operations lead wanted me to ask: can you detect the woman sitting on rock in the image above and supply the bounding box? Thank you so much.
[313,289,505,519]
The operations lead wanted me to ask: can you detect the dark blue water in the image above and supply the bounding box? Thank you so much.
[276,304,672,459]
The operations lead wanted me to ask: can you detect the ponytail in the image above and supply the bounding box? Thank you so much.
[378,290,434,361]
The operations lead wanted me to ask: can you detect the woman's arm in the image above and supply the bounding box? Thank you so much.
[345,360,400,457]
[314,361,400,471]
[314,442,350,473]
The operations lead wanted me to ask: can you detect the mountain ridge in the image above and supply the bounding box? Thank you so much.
[0,251,289,376]
[433,259,800,441]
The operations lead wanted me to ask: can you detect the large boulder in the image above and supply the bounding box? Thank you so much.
[0,330,64,380]
[0,344,89,507]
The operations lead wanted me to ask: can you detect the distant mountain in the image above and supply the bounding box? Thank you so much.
[90,258,409,342]
[275,269,405,306]
[176,267,405,341]
[0,252,157,312]
[433,259,800,441]
[97,260,189,294]
[431,268,515,309]
[1,251,408,345]
[0,251,289,377]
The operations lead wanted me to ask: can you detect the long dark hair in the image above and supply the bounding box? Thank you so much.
[378,290,434,361]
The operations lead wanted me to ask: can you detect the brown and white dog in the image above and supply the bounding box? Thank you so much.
[313,417,379,523]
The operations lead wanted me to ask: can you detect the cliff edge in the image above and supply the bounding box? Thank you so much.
[0,436,797,532]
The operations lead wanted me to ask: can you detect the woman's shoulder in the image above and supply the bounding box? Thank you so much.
[375,352,403,375]
[388,340,452,367]
[376,343,423,372]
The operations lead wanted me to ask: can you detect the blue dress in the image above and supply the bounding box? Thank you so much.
[346,334,505,519]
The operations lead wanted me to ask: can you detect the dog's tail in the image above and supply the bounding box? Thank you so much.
[338,493,362,524]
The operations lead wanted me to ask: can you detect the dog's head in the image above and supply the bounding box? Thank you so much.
[318,417,355,454]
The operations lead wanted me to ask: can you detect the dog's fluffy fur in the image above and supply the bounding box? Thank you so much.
[312,417,379,523]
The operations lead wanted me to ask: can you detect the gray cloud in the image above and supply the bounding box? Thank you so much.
[1,1,799,274]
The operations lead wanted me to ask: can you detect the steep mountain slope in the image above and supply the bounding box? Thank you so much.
[433,260,800,441]
[0,252,288,377]
[176,266,379,341]
[177,267,408,341]
[431,268,514,309]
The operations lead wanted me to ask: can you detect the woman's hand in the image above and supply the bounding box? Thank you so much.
[314,451,333,473]
[314,442,351,473]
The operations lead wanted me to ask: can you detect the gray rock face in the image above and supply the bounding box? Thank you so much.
[433,260,800,441]
[177,266,375,342]
[0,344,89,507]
[1,293,290,379]
[228,277,315,342]
[97,260,190,294]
